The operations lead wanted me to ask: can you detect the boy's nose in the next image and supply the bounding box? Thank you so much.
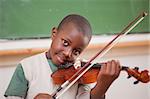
[64,48,72,58]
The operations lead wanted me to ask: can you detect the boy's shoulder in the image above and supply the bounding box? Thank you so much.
[19,52,51,82]
[20,52,47,74]
[21,52,46,63]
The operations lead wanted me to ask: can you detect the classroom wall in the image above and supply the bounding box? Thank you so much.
[0,34,149,99]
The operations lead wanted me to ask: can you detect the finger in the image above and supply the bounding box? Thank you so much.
[106,61,112,74]
[115,60,121,75]
[101,62,107,73]
[111,60,117,75]
[34,93,51,99]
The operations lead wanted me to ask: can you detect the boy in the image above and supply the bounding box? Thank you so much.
[5,14,121,99]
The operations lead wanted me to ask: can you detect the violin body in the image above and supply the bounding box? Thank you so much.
[52,66,77,85]
[51,64,100,85]
[51,62,150,85]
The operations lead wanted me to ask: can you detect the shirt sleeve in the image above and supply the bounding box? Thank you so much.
[5,96,24,99]
[76,83,96,99]
[4,64,28,98]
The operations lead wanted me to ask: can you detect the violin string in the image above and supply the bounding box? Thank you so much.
[52,12,147,99]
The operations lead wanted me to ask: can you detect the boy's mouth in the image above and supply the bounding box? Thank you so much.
[56,55,65,64]
[56,55,73,68]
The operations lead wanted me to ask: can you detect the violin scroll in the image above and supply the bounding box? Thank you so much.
[122,66,150,84]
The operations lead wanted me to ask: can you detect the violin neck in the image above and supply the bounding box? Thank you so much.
[81,61,128,70]
[81,61,101,68]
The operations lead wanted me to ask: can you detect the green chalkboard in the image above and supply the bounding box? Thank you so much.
[0,0,149,39]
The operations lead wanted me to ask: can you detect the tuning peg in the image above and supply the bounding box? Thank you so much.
[134,80,139,84]
[134,67,139,70]
[127,75,131,78]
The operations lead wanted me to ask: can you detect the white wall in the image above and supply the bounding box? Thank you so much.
[0,66,16,98]
[0,34,149,99]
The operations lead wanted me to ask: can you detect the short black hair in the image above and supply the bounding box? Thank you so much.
[57,14,92,40]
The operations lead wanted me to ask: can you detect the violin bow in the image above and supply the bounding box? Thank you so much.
[51,12,148,99]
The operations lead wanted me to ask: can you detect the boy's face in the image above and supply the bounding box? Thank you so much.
[49,23,90,67]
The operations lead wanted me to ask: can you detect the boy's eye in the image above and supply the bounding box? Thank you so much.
[73,50,80,56]
[62,39,69,46]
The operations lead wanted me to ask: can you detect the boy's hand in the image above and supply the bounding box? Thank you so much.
[97,60,121,86]
[34,93,52,99]
[90,60,121,99]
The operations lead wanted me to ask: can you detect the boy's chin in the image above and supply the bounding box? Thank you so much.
[58,62,74,69]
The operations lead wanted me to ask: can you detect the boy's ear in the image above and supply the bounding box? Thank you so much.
[51,27,58,39]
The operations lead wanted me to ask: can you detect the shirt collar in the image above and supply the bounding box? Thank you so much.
[47,59,58,73]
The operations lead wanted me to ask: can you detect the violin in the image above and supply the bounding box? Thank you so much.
[51,62,150,85]
[51,12,148,99]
